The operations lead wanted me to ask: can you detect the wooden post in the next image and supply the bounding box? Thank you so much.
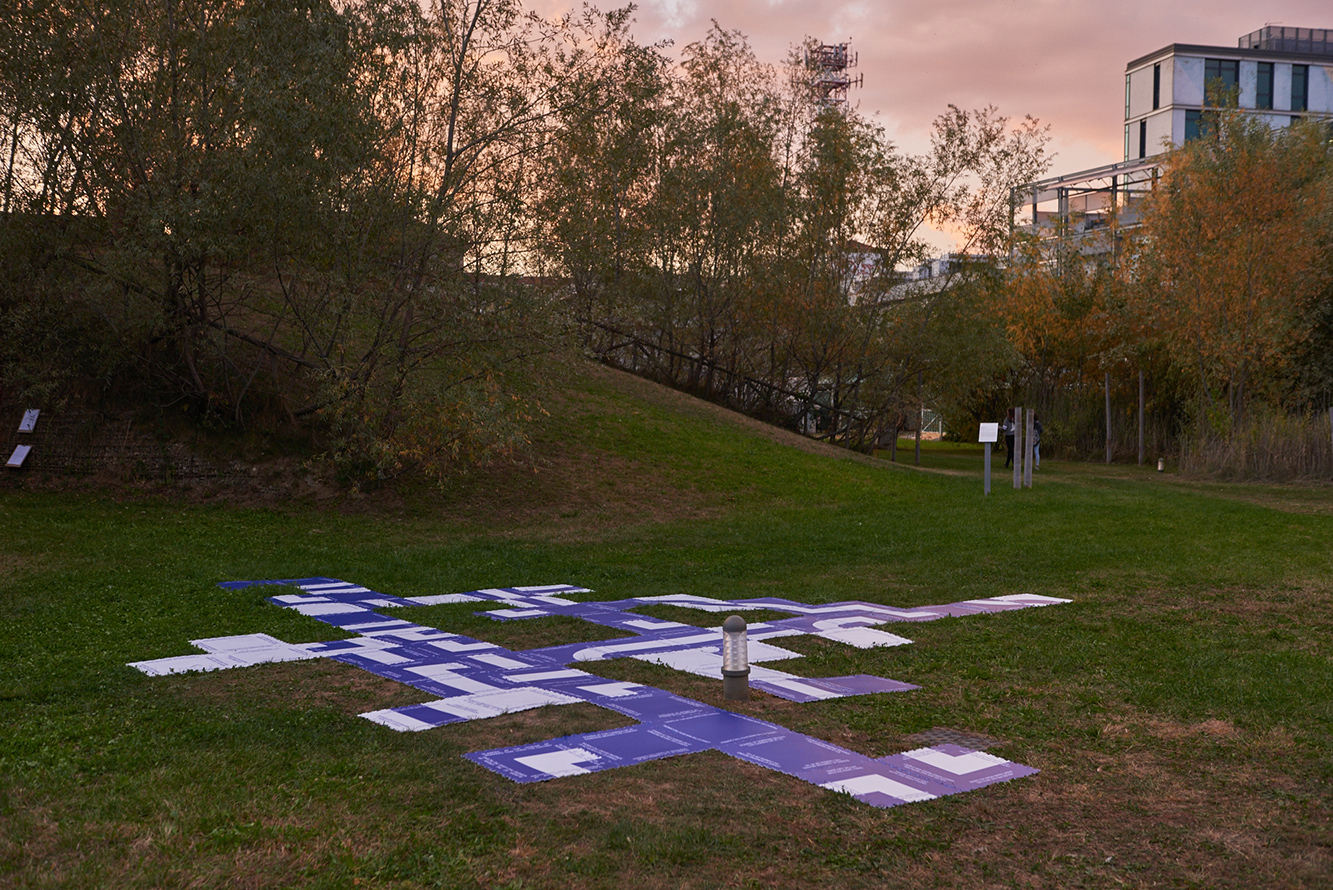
[1105,372,1112,464]
[1138,370,1145,467]
[1013,406,1024,489]
[1024,408,1035,488]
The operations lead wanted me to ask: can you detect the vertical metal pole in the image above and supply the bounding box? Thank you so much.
[1024,408,1035,488]
[1105,373,1113,464]
[914,371,923,466]
[1013,406,1024,489]
[1138,370,1145,466]
[984,441,991,495]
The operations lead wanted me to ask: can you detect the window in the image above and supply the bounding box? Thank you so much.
[1292,65,1309,112]
[1153,63,1161,110]
[1139,119,1147,158]
[1257,62,1273,109]
[1125,74,1131,120]
[1185,110,1202,142]
[1204,58,1239,103]
[1124,125,1131,161]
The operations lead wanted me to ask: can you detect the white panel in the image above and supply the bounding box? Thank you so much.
[1173,55,1205,106]
[632,648,720,677]
[405,594,483,605]
[429,638,498,652]
[1238,61,1257,107]
[360,709,436,732]
[515,748,601,778]
[424,688,580,720]
[128,654,243,676]
[1127,65,1155,119]
[1145,110,1174,157]
[625,619,690,630]
[817,627,913,649]
[469,653,533,669]
[505,669,593,682]
[902,747,1008,775]
[577,682,641,698]
[757,677,841,700]
[822,774,936,803]
[1312,64,1333,113]
[191,633,318,663]
[291,602,368,616]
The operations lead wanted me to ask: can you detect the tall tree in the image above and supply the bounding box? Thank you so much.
[1129,111,1330,432]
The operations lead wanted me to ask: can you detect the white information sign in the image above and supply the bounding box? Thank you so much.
[978,422,998,444]
[18,409,39,433]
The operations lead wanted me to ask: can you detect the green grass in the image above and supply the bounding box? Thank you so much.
[2,363,1331,888]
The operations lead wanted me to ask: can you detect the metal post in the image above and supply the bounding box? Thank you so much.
[721,616,750,701]
[1013,406,1024,489]
[1105,372,1113,464]
[1024,408,1035,488]
[1138,370,1145,466]
[984,441,991,495]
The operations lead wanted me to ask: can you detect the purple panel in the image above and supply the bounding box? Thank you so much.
[392,703,466,728]
[579,724,705,763]
[718,729,866,781]
[194,577,1062,809]
[466,727,710,783]
[658,710,781,746]
[592,687,714,723]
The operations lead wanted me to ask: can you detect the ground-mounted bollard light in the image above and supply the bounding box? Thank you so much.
[721,615,750,701]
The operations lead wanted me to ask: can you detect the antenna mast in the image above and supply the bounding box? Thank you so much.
[806,41,863,106]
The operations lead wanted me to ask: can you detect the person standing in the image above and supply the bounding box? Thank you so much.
[1002,408,1015,469]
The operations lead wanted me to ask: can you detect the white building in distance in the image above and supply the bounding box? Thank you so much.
[1125,25,1333,161]
[1015,26,1333,245]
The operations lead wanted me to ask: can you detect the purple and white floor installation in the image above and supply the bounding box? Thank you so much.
[130,580,1069,808]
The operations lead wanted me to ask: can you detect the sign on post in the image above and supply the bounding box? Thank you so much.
[978,423,998,495]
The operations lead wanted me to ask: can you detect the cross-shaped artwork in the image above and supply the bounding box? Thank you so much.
[130,579,1069,809]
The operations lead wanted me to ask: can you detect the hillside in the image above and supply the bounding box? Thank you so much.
[2,359,1331,889]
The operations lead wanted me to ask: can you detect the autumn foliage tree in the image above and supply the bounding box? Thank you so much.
[1128,110,1331,435]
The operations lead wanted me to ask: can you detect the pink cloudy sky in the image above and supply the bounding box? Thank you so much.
[536,0,1331,176]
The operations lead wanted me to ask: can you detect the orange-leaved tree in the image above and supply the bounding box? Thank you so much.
[1129,111,1330,433]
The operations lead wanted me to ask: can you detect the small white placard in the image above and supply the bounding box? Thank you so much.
[18,409,38,433]
[978,423,999,443]
[6,445,31,467]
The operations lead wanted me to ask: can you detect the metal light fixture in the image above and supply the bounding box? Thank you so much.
[721,615,750,701]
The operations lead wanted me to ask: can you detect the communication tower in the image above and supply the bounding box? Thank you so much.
[806,41,862,106]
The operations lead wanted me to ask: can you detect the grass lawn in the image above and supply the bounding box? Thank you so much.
[1,363,1330,888]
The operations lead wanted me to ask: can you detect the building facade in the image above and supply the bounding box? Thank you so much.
[1015,25,1332,245]
[1123,26,1333,161]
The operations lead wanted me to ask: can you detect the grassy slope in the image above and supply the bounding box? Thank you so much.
[1,363,1330,889]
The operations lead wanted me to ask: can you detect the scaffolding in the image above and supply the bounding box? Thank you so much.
[807,42,862,106]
